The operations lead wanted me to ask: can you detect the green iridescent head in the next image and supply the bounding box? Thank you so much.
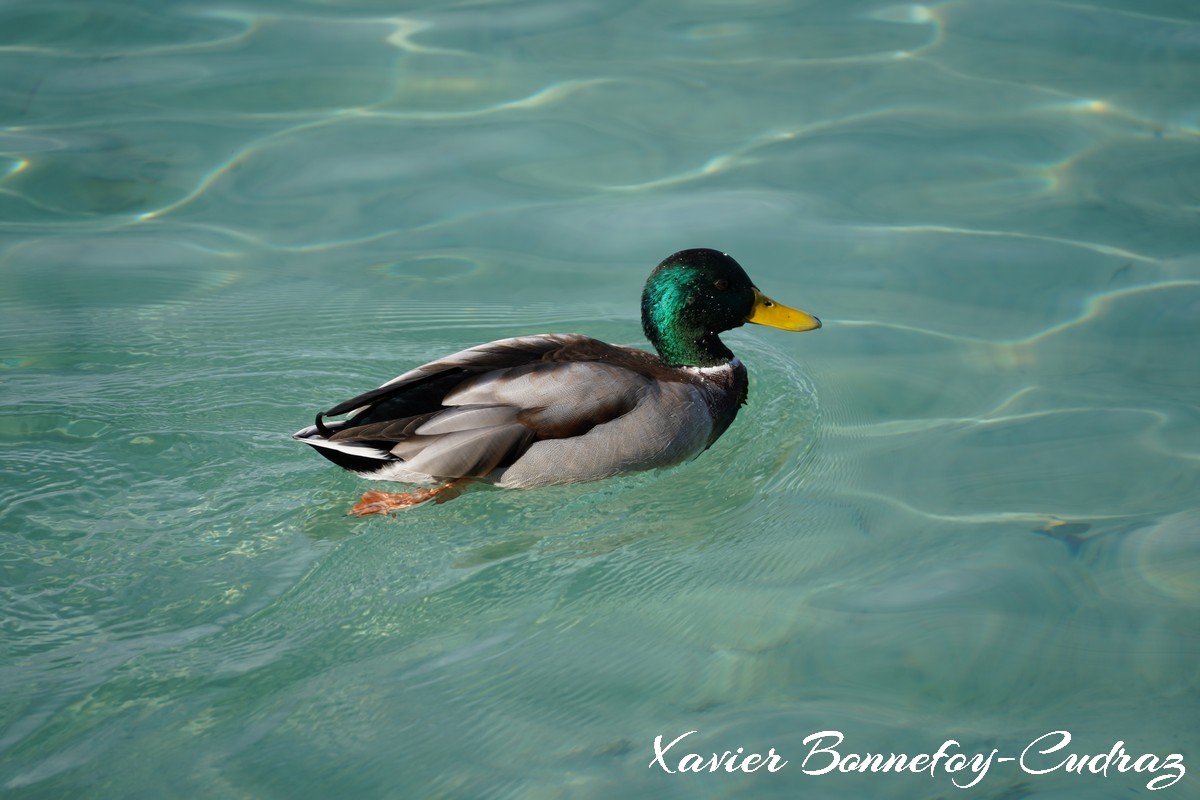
[640,248,820,367]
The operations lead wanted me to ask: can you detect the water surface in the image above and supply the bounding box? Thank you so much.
[2,1,1198,797]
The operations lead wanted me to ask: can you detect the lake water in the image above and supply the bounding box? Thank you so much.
[2,0,1198,797]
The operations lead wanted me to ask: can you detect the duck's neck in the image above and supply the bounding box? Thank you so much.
[642,295,733,368]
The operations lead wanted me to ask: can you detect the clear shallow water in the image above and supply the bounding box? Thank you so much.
[2,0,1198,797]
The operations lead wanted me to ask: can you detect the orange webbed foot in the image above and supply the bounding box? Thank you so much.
[348,481,466,516]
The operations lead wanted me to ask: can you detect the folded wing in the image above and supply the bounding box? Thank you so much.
[293,335,658,483]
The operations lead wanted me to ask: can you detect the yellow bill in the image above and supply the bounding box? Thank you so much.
[747,288,821,331]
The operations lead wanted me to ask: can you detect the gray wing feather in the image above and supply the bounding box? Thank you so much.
[392,359,660,482]
[300,333,706,486]
[399,424,531,478]
[415,405,520,435]
[496,381,714,488]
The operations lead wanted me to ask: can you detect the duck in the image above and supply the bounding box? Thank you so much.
[293,248,820,514]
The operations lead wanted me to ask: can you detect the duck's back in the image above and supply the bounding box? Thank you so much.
[293,333,747,488]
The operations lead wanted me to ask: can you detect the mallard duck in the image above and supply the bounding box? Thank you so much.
[294,248,820,514]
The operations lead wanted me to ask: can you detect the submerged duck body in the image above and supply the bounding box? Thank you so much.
[294,249,820,513]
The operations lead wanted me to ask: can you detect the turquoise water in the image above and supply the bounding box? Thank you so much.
[2,0,1198,797]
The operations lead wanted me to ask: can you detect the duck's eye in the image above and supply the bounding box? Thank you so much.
[714,279,730,291]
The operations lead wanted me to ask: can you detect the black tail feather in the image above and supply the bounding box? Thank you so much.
[315,412,334,437]
[300,439,394,474]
